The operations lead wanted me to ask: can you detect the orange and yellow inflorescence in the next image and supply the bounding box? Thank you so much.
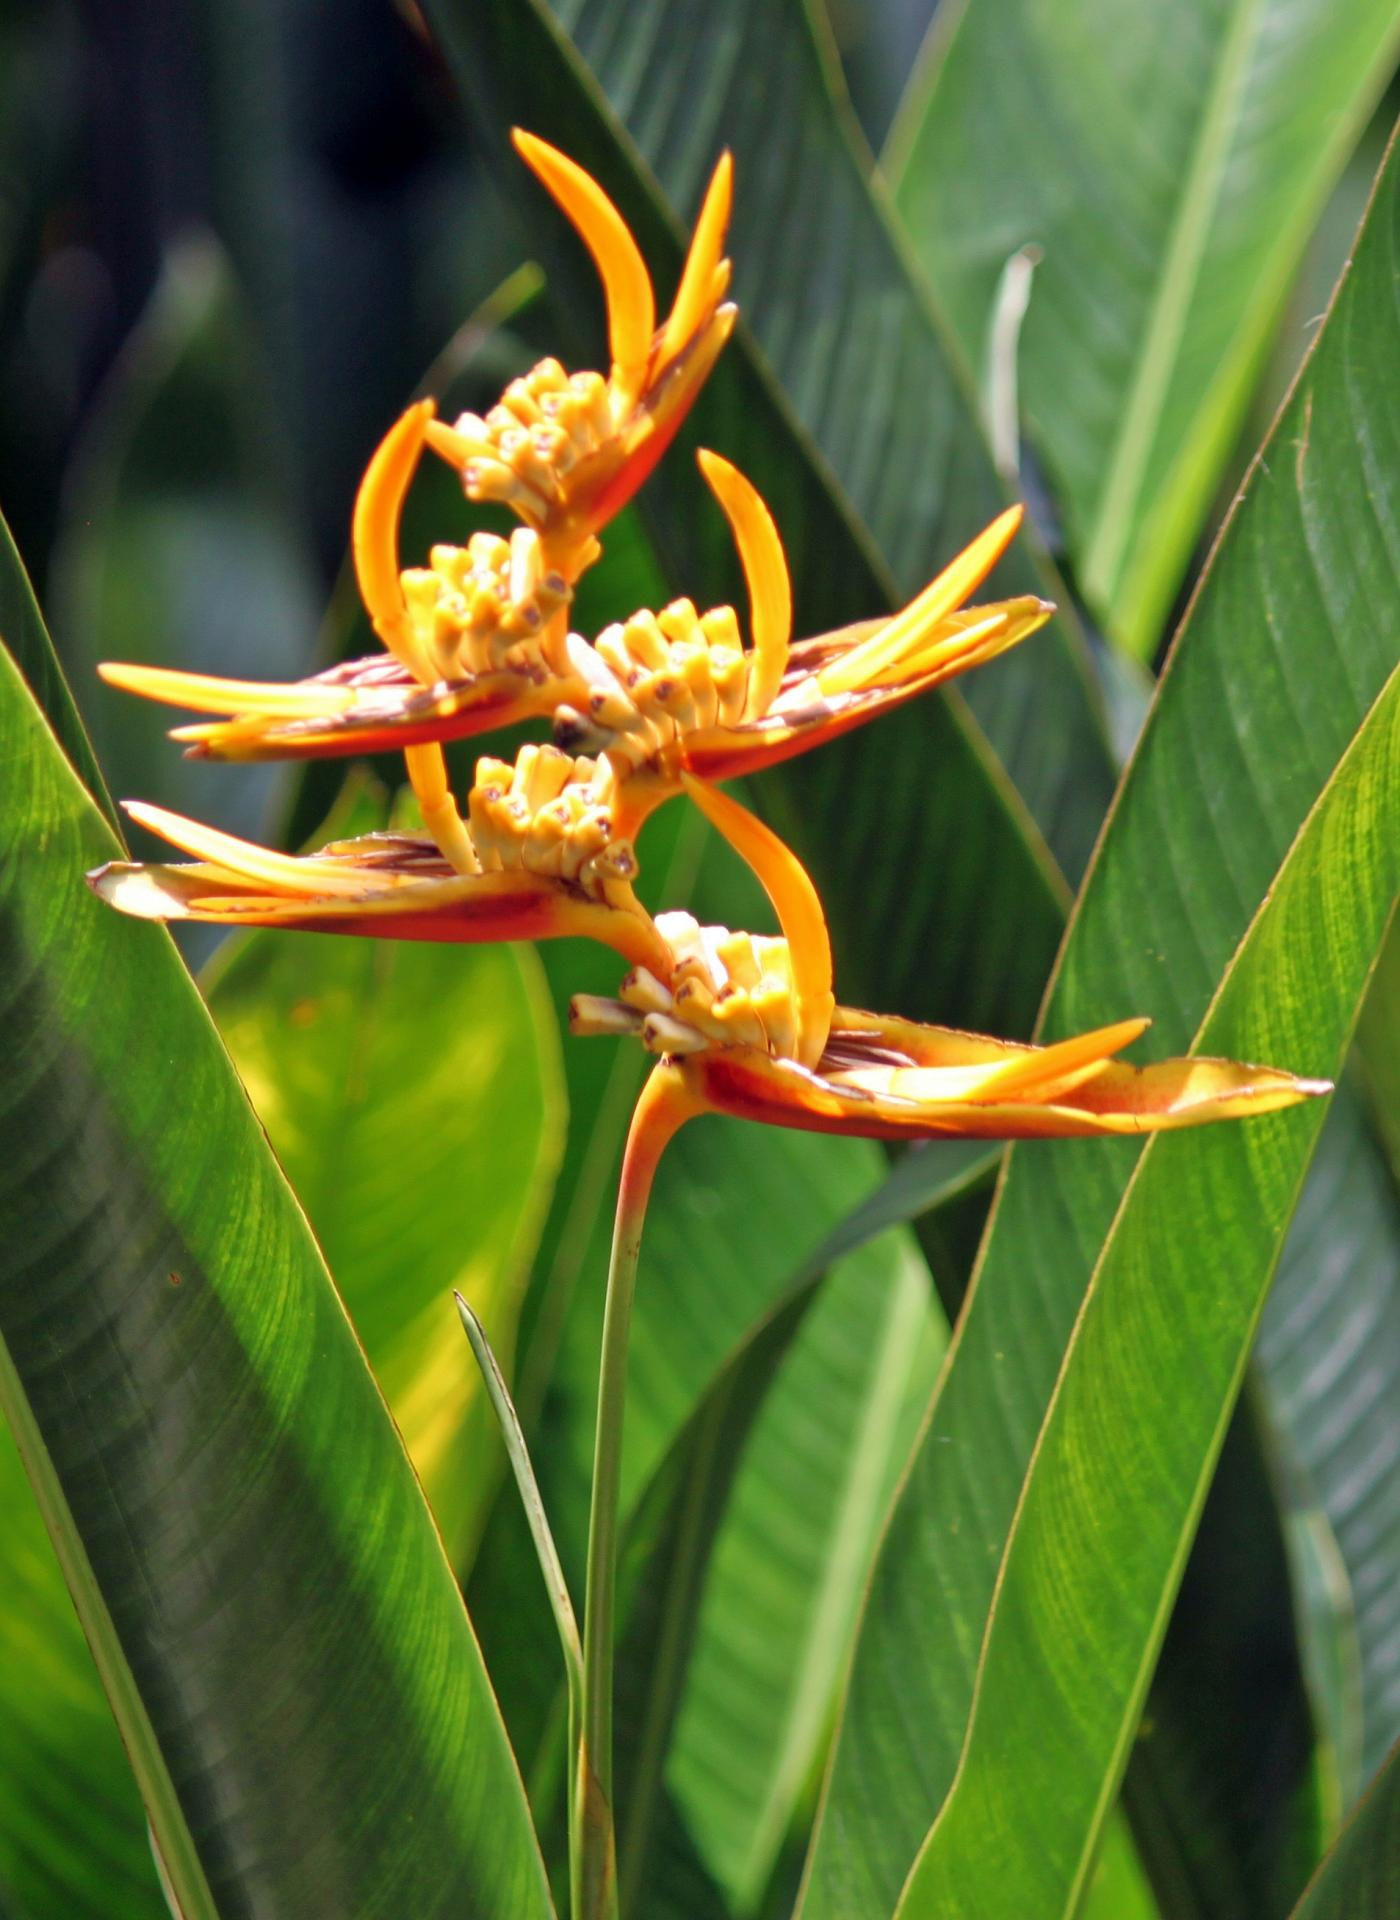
[90,133,1328,1146]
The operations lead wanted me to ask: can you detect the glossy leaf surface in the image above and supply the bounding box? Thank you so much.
[1291,1735,1400,1915]
[893,642,1398,1920]
[0,1423,162,1917]
[1259,1081,1400,1791]
[206,865,566,1564]
[803,123,1400,1919]
[891,0,1400,655]
[0,637,552,1917]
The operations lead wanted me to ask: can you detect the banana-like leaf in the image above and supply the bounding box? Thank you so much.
[0,632,552,1914]
[889,0,1400,658]
[1358,924,1400,1180]
[1081,1814,1163,1920]
[204,814,567,1565]
[0,1423,163,1917]
[1121,1390,1334,1920]
[1289,1733,1400,1916]
[422,0,1110,1041]
[611,1146,982,1917]
[891,668,1398,1920]
[0,510,115,832]
[1259,1080,1400,1790]
[661,1221,943,1914]
[800,122,1400,1920]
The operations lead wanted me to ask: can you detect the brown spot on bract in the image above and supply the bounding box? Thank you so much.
[168,1271,183,1287]
[290,999,320,1026]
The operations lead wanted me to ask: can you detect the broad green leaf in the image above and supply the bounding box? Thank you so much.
[49,235,320,852]
[893,673,1398,1920]
[665,1226,943,1914]
[0,1425,163,1918]
[204,805,566,1564]
[1259,1081,1400,1791]
[1080,1813,1162,1920]
[0,631,552,1913]
[802,124,1400,1919]
[1289,1735,1400,1917]
[611,1146,985,1917]
[0,507,115,830]
[1119,1397,1332,1919]
[888,0,1400,657]
[1358,923,1400,1181]
[425,0,1111,1042]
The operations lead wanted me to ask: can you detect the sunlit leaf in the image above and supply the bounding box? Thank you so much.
[802,123,1400,1920]
[204,786,567,1565]
[0,618,552,1913]
[889,0,1400,656]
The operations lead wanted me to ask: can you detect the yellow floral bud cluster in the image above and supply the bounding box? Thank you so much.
[573,912,801,1060]
[465,744,635,903]
[555,600,754,762]
[443,358,617,528]
[400,529,572,687]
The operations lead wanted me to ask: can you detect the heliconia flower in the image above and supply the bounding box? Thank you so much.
[552,452,1054,836]
[424,131,736,584]
[569,780,1330,1140]
[87,742,672,976]
[98,408,588,769]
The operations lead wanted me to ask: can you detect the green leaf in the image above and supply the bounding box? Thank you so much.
[0,1423,163,1918]
[801,121,1400,1920]
[423,0,1115,1040]
[611,1145,985,1917]
[0,506,116,831]
[203,796,567,1565]
[1290,1736,1400,1916]
[1120,1396,1332,1919]
[49,235,320,853]
[1080,1813,1163,1920]
[892,678,1398,1920]
[664,1224,943,1913]
[1258,1080,1400,1791]
[888,0,1400,656]
[0,627,552,1912]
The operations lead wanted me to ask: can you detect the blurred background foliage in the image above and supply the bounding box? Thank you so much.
[4,0,1400,1915]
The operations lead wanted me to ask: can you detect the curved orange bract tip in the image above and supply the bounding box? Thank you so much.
[659,151,733,367]
[352,399,437,684]
[696,450,791,719]
[122,802,364,897]
[679,774,832,1067]
[98,662,355,719]
[968,1016,1151,1103]
[817,503,1025,698]
[512,129,655,402]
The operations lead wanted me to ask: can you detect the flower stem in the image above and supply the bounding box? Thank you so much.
[573,1062,696,1920]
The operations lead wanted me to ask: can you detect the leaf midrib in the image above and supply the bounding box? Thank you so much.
[1081,0,1267,611]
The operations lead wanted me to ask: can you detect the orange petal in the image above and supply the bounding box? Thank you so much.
[680,1041,1326,1141]
[90,851,673,973]
[98,662,357,719]
[677,596,1052,782]
[170,677,559,763]
[816,506,1025,698]
[512,130,655,408]
[696,450,791,718]
[658,152,733,368]
[352,400,438,683]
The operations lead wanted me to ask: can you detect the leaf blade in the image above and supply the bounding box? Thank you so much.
[0,626,553,1915]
